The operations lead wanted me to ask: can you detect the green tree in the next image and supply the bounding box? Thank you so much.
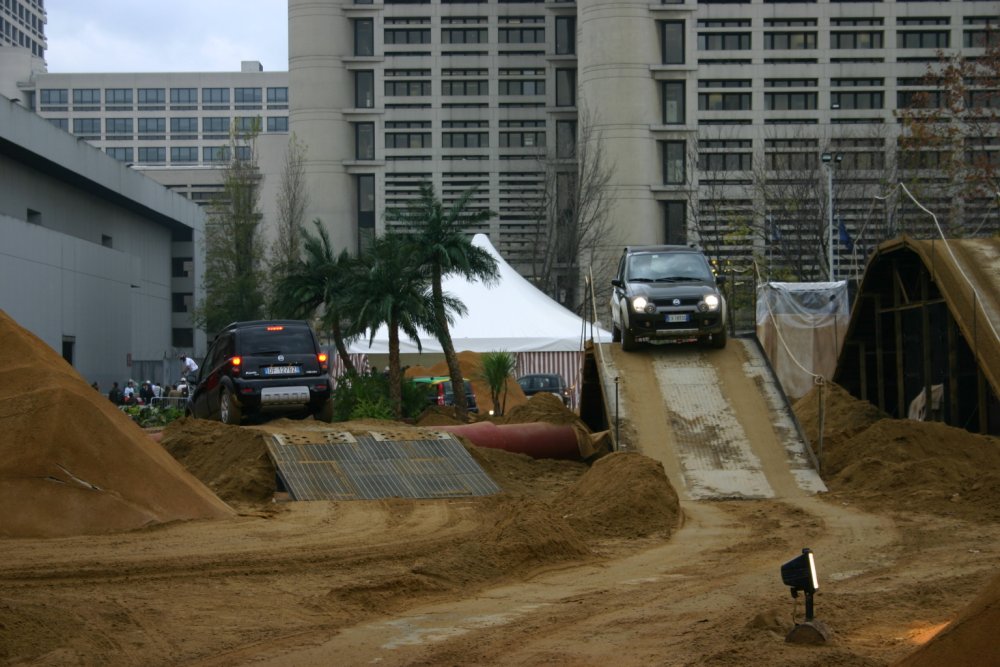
[196,119,266,334]
[272,219,360,375]
[384,183,498,418]
[478,350,517,417]
[353,233,464,418]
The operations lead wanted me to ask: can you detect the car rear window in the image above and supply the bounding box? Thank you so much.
[238,327,315,355]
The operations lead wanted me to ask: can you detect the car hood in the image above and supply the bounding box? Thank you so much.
[626,280,720,300]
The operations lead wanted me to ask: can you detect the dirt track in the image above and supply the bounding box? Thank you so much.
[3,327,1000,666]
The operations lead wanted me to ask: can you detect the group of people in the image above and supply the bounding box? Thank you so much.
[96,355,201,407]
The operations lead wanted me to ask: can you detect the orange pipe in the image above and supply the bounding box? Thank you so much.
[435,421,582,460]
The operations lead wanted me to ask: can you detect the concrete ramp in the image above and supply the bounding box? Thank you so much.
[600,338,825,501]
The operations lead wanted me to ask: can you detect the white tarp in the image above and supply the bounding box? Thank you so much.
[756,281,850,401]
[348,234,609,355]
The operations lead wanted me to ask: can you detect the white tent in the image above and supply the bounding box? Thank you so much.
[347,234,609,355]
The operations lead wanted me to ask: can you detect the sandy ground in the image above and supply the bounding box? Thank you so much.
[2,310,999,666]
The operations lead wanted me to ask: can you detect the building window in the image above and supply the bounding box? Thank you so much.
[354,18,374,56]
[832,31,883,49]
[499,27,545,43]
[698,33,751,50]
[385,28,430,44]
[105,117,133,137]
[40,89,68,106]
[171,147,198,163]
[664,201,686,245]
[661,21,685,64]
[385,79,432,96]
[698,91,752,111]
[555,68,576,107]
[171,87,198,105]
[172,257,193,278]
[443,79,489,95]
[202,87,230,105]
[105,88,132,105]
[137,88,166,105]
[356,122,375,160]
[764,32,817,50]
[137,147,166,164]
[499,79,545,96]
[555,16,576,55]
[203,146,230,163]
[765,92,818,110]
[357,174,376,254]
[106,147,133,162]
[443,131,488,148]
[355,70,375,107]
[897,30,950,49]
[235,87,262,107]
[267,116,289,132]
[557,120,576,158]
[831,91,884,109]
[203,117,230,136]
[48,118,69,132]
[138,117,165,138]
[171,292,193,314]
[72,118,101,136]
[663,140,685,184]
[386,131,432,148]
[443,28,486,43]
[235,116,260,132]
[267,86,289,105]
[170,117,198,136]
[72,88,100,105]
[663,81,686,124]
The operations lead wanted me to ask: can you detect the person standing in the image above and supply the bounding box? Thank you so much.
[108,382,122,405]
[179,354,199,383]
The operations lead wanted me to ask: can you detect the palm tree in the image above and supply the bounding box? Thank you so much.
[478,350,517,416]
[385,183,499,417]
[353,233,465,418]
[272,219,360,374]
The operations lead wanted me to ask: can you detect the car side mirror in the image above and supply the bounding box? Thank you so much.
[611,278,623,288]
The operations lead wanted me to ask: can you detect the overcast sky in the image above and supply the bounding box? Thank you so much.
[43,0,288,73]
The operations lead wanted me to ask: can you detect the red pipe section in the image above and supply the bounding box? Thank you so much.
[435,421,582,460]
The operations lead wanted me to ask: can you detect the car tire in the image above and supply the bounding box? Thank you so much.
[219,387,243,425]
[622,327,638,352]
[314,397,334,423]
[711,327,728,349]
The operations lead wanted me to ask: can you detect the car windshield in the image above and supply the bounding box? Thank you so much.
[626,253,713,283]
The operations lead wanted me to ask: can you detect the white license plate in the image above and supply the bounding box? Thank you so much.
[666,314,689,323]
[263,365,301,376]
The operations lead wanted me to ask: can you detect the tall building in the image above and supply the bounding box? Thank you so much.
[1,0,46,58]
[290,0,997,297]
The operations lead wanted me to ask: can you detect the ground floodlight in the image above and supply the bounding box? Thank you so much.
[781,547,819,597]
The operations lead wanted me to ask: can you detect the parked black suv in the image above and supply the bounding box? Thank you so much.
[610,245,727,351]
[517,373,571,406]
[187,320,333,424]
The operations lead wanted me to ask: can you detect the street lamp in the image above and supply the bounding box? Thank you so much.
[820,152,842,281]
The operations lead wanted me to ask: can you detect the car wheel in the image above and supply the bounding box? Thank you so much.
[219,387,243,425]
[711,327,728,349]
[314,397,334,423]
[622,327,638,352]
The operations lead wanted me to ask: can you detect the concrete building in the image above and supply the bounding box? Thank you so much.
[289,0,998,297]
[0,94,206,389]
[0,0,45,59]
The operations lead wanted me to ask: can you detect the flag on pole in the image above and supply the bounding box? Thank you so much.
[838,217,854,252]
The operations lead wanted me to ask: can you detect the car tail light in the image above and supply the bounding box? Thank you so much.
[231,356,241,375]
[437,384,446,406]
[317,352,329,372]
[266,325,284,331]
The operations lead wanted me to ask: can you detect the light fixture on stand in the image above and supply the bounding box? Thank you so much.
[780,548,831,643]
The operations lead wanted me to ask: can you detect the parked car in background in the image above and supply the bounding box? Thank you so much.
[187,320,332,425]
[517,373,571,406]
[410,376,479,413]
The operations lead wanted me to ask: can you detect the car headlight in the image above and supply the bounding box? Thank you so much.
[702,294,721,311]
[631,296,655,314]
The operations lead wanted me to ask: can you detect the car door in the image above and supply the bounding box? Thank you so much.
[610,253,627,329]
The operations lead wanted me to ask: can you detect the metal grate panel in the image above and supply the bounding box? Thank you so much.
[266,431,502,501]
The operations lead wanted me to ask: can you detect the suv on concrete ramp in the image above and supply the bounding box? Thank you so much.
[188,320,333,424]
[609,245,727,351]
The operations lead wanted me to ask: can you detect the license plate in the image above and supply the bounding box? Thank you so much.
[263,365,301,376]
[666,314,689,323]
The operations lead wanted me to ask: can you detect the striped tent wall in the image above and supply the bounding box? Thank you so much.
[515,351,583,410]
[329,352,371,387]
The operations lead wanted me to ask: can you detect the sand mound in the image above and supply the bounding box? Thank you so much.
[0,310,233,538]
[794,381,888,444]
[160,419,276,505]
[555,452,681,540]
[894,570,1000,667]
[823,418,1000,519]
[501,391,580,426]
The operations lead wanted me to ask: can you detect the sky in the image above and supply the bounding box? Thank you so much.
[42,0,289,73]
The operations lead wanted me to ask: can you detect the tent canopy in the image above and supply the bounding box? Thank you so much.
[348,234,607,354]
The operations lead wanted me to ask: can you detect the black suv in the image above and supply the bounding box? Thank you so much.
[188,320,333,424]
[517,373,571,406]
[609,245,727,351]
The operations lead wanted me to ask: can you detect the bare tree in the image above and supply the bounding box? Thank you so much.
[530,105,615,313]
[268,135,310,317]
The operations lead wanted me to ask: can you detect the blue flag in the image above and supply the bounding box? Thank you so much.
[838,218,854,252]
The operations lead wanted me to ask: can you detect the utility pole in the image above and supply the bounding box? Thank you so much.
[820,152,842,281]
